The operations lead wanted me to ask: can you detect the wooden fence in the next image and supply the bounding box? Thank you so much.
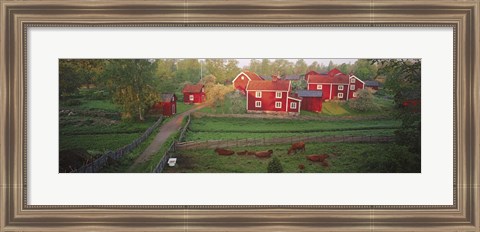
[152,114,191,173]
[175,135,394,151]
[72,116,164,173]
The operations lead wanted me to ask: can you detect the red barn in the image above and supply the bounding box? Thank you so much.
[245,77,301,116]
[152,93,177,117]
[231,71,263,94]
[182,84,205,104]
[296,90,323,112]
[307,68,365,100]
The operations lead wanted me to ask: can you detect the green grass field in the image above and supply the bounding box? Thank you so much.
[164,142,419,173]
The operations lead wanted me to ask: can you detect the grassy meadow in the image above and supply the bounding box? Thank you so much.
[164,142,420,173]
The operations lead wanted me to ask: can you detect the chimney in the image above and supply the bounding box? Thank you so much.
[272,75,279,82]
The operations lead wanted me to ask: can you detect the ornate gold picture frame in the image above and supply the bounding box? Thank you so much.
[1,0,478,231]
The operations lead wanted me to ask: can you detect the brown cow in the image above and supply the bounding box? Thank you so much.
[247,151,256,156]
[288,142,305,154]
[214,148,235,156]
[255,150,273,158]
[236,150,248,155]
[306,154,329,162]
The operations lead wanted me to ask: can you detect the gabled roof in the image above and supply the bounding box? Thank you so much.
[365,80,380,87]
[308,73,350,84]
[182,84,204,93]
[246,80,291,91]
[160,93,175,102]
[296,90,323,98]
[260,75,272,80]
[243,71,263,81]
[285,75,301,80]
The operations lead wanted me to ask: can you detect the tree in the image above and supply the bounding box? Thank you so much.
[155,59,177,92]
[348,89,379,112]
[307,61,320,72]
[291,79,307,91]
[176,59,201,84]
[59,59,105,97]
[226,91,246,114]
[101,59,159,121]
[224,59,241,83]
[204,83,233,113]
[373,59,421,154]
[267,157,284,173]
[353,59,378,80]
[294,59,308,74]
[260,59,271,76]
[327,60,335,71]
[205,59,226,83]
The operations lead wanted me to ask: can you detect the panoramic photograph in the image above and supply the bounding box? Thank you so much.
[59,58,421,173]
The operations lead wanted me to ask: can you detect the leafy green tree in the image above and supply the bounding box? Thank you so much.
[101,59,159,121]
[348,89,379,112]
[327,60,335,71]
[267,157,284,173]
[204,83,233,113]
[291,79,307,91]
[294,59,308,74]
[307,61,320,72]
[226,91,246,114]
[59,60,84,97]
[260,59,271,76]
[248,59,262,74]
[224,59,241,83]
[353,59,378,80]
[176,59,201,84]
[155,59,177,92]
[373,59,421,154]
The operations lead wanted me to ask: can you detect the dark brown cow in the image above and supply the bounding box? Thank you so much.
[214,148,235,156]
[306,154,329,162]
[255,150,273,158]
[288,142,305,154]
[236,150,248,155]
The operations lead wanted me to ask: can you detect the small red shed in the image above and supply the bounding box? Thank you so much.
[231,71,263,94]
[182,84,205,104]
[296,90,323,112]
[152,93,177,117]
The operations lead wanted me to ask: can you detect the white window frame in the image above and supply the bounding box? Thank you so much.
[275,91,282,98]
[338,85,344,91]
[350,84,355,90]
[275,101,282,109]
[338,93,344,98]
[255,91,262,98]
[350,78,356,83]
[290,102,297,109]
[189,95,194,101]
[317,84,322,90]
[255,101,262,108]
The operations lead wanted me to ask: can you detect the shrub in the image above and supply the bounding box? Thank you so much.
[267,157,284,173]
[358,145,420,173]
[348,89,380,112]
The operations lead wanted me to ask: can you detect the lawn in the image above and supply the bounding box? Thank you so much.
[302,97,395,117]
[164,142,420,173]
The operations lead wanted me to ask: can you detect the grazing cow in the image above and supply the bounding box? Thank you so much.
[306,154,329,162]
[247,151,256,156]
[255,150,273,158]
[288,142,305,154]
[236,150,248,155]
[214,148,235,156]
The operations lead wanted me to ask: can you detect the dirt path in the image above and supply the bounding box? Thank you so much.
[127,104,205,172]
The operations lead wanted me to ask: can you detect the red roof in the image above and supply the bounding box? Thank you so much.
[243,71,263,81]
[246,80,290,91]
[182,84,204,93]
[328,68,343,76]
[308,73,350,84]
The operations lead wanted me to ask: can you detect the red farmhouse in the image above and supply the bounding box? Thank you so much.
[307,68,365,100]
[231,71,263,94]
[153,93,177,117]
[182,84,205,104]
[245,77,301,116]
[295,90,323,112]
